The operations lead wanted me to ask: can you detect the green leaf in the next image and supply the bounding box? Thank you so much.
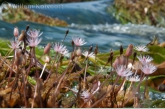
[146,46,165,64]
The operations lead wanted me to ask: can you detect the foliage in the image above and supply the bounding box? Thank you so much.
[108,0,165,27]
[1,6,68,27]
[0,31,165,107]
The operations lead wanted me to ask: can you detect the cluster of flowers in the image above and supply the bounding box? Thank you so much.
[113,45,157,78]
[9,27,157,103]
[10,27,96,59]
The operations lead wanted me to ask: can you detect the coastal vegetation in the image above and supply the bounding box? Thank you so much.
[1,6,68,27]
[0,26,165,107]
[107,0,165,27]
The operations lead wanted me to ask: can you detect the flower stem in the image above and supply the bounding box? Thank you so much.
[40,63,47,78]
[84,59,88,84]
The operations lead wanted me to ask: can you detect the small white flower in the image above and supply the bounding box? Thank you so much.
[134,45,148,52]
[140,63,157,75]
[53,42,68,55]
[115,65,133,77]
[126,74,141,82]
[137,55,153,64]
[82,51,95,58]
[27,37,42,47]
[72,37,86,46]
[27,29,43,39]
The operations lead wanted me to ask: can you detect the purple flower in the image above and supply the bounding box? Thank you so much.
[137,55,153,64]
[53,43,68,55]
[72,37,86,46]
[140,63,157,75]
[115,65,133,77]
[134,45,148,52]
[27,29,43,39]
[8,40,21,49]
[27,37,42,47]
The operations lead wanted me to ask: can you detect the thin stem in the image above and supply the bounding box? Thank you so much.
[84,59,88,84]
[8,49,16,83]
[124,74,145,105]
[55,54,62,76]
[120,79,126,91]
[31,83,37,108]
[128,81,133,91]
[52,62,71,107]
[143,76,148,99]
[33,47,38,78]
[5,49,14,58]
[89,76,121,108]
[23,73,28,107]
[40,63,47,78]
[46,52,58,81]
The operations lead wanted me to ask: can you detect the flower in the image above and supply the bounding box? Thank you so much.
[27,29,43,39]
[27,37,42,47]
[82,51,95,58]
[140,63,157,75]
[8,40,21,49]
[137,55,153,64]
[53,42,68,55]
[126,74,141,82]
[115,65,133,77]
[134,45,148,52]
[72,37,86,46]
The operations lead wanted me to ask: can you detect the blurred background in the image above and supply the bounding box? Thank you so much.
[0,0,165,52]
[0,0,95,4]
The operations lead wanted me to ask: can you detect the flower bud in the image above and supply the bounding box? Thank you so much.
[14,49,23,66]
[76,48,82,56]
[125,44,133,57]
[71,52,75,61]
[94,44,98,55]
[113,56,120,68]
[18,30,25,41]
[120,45,123,55]
[42,55,50,63]
[44,43,51,54]
[71,40,74,47]
[88,45,93,53]
[119,55,127,65]
[14,27,19,37]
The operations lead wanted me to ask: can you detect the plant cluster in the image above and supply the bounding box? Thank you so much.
[108,0,165,27]
[0,26,165,108]
[1,5,68,27]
